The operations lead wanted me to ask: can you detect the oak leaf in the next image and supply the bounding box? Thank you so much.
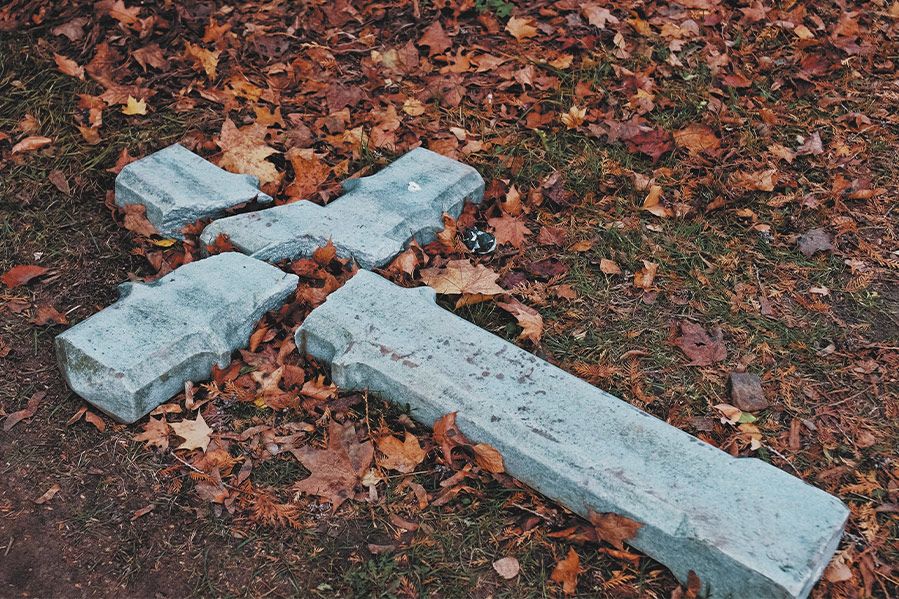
[377,432,426,474]
[292,420,373,510]
[170,413,213,452]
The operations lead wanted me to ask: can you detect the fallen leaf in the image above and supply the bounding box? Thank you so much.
[550,548,581,595]
[642,185,670,218]
[122,204,158,237]
[31,304,68,326]
[184,42,220,79]
[472,443,505,473]
[795,131,824,156]
[487,214,529,248]
[292,420,373,510]
[797,228,833,257]
[588,510,643,550]
[285,147,330,198]
[497,299,543,344]
[600,259,622,275]
[505,16,538,40]
[420,260,504,306]
[170,413,213,452]
[674,124,720,155]
[34,484,61,505]
[377,432,426,474]
[1,265,48,288]
[53,53,84,79]
[582,4,619,29]
[418,20,452,56]
[48,169,70,194]
[3,392,45,432]
[729,169,777,192]
[131,504,155,520]
[11,136,52,154]
[134,416,170,451]
[674,321,727,366]
[432,412,467,464]
[216,118,280,186]
[492,556,520,579]
[633,260,658,290]
[122,96,147,115]
[561,105,586,129]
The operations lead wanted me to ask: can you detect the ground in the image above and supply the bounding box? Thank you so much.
[0,1,897,598]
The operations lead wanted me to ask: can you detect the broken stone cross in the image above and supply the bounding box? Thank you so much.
[200,147,484,269]
[56,253,298,423]
[296,270,848,599]
[115,143,273,239]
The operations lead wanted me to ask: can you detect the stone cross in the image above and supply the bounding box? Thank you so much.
[200,147,484,268]
[56,253,297,423]
[296,270,848,599]
[115,144,273,239]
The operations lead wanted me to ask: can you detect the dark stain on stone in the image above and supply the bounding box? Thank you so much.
[528,426,559,443]
[494,373,504,380]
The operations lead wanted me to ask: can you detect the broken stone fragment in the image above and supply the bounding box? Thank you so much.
[200,147,484,269]
[115,143,273,239]
[729,372,768,412]
[297,270,848,599]
[56,253,297,423]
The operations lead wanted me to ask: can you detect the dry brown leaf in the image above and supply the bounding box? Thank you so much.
[377,432,426,474]
[11,136,52,154]
[184,42,220,79]
[418,21,452,56]
[34,483,61,505]
[674,124,720,155]
[633,260,658,290]
[170,413,212,452]
[673,321,727,366]
[217,119,280,186]
[492,556,520,579]
[122,203,158,237]
[122,96,147,116]
[285,147,330,199]
[588,510,643,550]
[505,16,538,40]
[642,185,670,218]
[551,548,581,595]
[134,416,170,451]
[1,265,48,288]
[292,420,373,510]
[420,260,504,307]
[53,53,84,79]
[487,214,529,248]
[472,443,505,473]
[599,258,622,275]
[561,105,586,129]
[497,299,543,344]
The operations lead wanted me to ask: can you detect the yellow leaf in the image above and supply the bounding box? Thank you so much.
[377,432,426,474]
[420,259,504,298]
[560,105,586,129]
[122,96,147,116]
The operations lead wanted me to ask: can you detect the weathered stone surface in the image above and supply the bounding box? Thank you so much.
[115,144,273,239]
[200,147,484,268]
[56,254,297,423]
[297,271,848,599]
[729,372,768,412]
